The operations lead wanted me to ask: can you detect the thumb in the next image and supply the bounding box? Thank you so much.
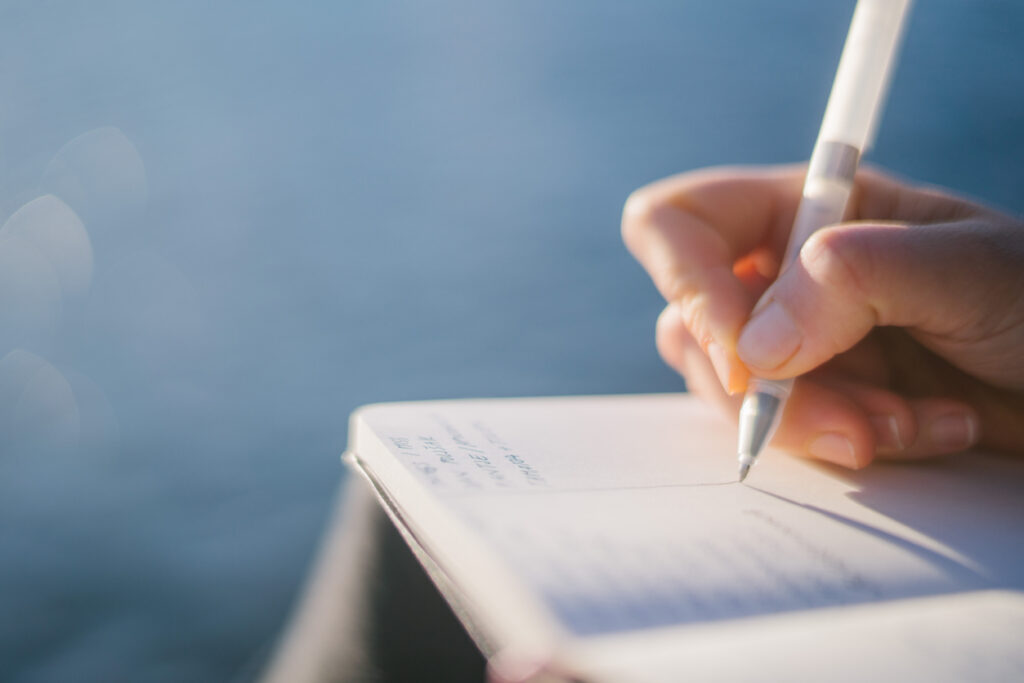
[734,219,1007,379]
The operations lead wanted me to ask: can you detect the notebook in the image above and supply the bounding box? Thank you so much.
[345,393,1024,682]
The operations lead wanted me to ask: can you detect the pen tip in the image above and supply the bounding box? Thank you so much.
[738,462,750,483]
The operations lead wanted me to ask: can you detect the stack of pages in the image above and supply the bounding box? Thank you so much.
[346,393,1024,682]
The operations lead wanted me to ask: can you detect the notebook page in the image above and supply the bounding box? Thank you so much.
[357,394,740,494]
[355,394,1024,637]
[566,590,1024,683]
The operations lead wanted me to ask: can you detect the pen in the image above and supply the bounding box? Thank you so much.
[737,0,912,482]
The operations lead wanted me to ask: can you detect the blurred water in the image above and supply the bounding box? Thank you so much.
[0,1,1022,680]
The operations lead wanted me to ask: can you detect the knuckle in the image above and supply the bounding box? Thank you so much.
[655,306,684,368]
[662,268,699,305]
[655,304,679,339]
[661,269,708,338]
[655,303,695,349]
[801,228,874,301]
[673,296,712,348]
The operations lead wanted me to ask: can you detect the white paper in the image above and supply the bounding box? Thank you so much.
[356,394,1024,639]
[569,590,1024,683]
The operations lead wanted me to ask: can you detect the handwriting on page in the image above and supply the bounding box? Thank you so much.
[380,413,550,494]
[367,398,740,493]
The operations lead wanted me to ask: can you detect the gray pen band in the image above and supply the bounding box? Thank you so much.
[783,141,862,266]
[808,140,860,184]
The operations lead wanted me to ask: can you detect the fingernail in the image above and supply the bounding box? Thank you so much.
[737,300,802,371]
[929,413,978,451]
[870,415,904,453]
[807,432,859,468]
[707,342,737,395]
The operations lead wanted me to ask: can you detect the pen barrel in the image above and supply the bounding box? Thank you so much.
[783,140,859,267]
[819,0,912,151]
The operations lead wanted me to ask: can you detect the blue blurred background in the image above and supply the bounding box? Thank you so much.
[0,1,1021,680]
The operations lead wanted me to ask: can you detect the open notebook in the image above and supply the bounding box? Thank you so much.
[345,394,1024,682]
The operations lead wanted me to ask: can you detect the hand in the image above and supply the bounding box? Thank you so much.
[622,165,1024,469]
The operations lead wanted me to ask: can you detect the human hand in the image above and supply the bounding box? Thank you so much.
[622,165,1024,469]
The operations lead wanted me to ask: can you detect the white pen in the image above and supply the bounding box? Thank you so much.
[737,0,913,482]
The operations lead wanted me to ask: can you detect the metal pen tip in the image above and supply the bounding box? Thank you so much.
[737,462,751,483]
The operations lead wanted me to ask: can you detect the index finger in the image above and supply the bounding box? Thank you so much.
[621,165,806,393]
